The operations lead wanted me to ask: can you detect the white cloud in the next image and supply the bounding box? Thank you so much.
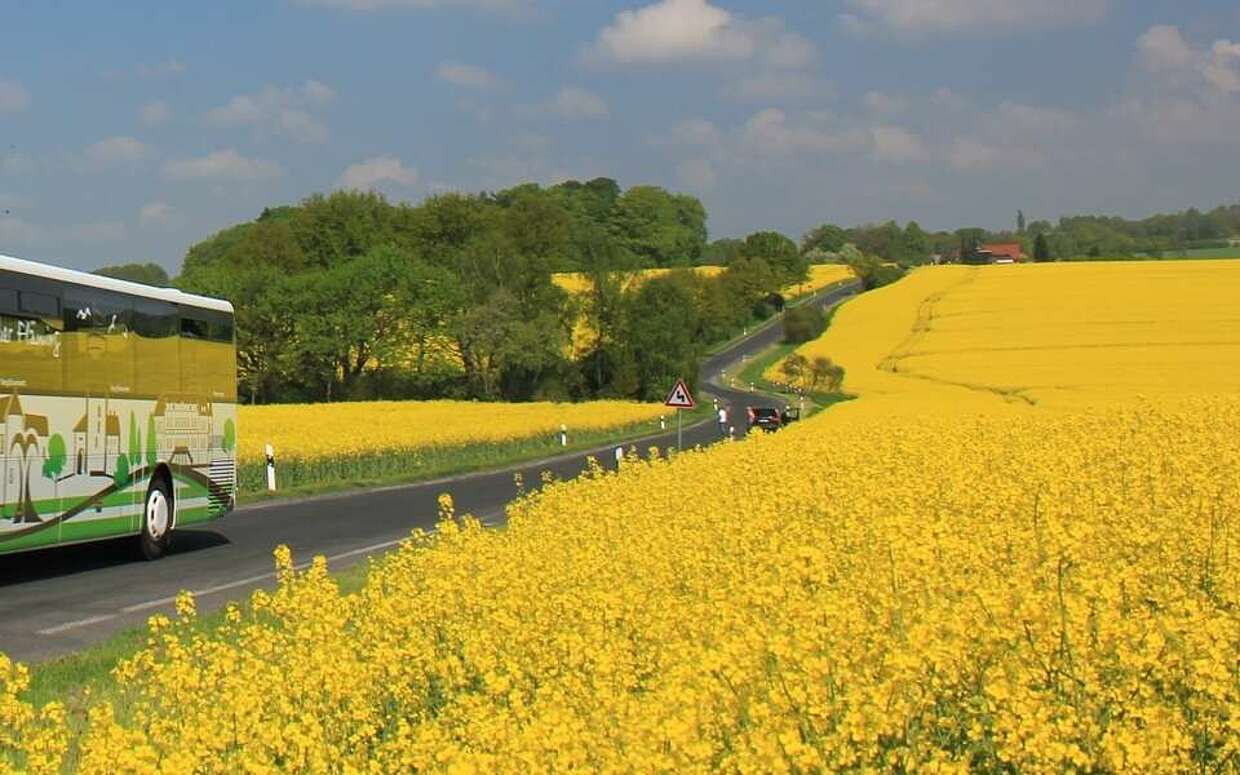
[84,136,153,168]
[163,149,282,181]
[338,156,419,190]
[869,125,929,162]
[1137,25,1199,74]
[206,81,335,143]
[676,158,717,190]
[139,201,173,226]
[140,100,171,126]
[589,0,814,70]
[0,79,30,113]
[724,72,829,102]
[1205,40,1240,93]
[740,109,868,156]
[842,0,1106,36]
[522,87,609,120]
[292,0,530,13]
[549,86,608,119]
[435,62,500,90]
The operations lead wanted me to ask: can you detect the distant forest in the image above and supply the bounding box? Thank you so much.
[93,189,1239,405]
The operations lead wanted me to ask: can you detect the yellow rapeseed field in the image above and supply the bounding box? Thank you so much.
[237,399,670,466]
[2,260,1237,772]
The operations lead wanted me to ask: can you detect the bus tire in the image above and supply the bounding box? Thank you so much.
[139,476,174,561]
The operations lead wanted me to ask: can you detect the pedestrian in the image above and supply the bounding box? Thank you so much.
[717,405,728,436]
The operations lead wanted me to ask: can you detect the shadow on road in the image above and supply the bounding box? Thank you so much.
[0,530,231,589]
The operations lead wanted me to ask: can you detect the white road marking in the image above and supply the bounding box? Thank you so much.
[38,537,411,636]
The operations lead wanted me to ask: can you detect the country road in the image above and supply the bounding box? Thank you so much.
[0,281,860,663]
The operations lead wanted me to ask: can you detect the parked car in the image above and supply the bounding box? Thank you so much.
[747,406,800,432]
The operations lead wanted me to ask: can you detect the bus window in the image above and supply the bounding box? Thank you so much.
[63,286,135,395]
[133,298,180,398]
[0,282,63,393]
[180,310,237,402]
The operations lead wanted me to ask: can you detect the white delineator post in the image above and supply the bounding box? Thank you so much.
[560,424,567,447]
[614,446,624,468]
[660,415,666,431]
[265,444,277,492]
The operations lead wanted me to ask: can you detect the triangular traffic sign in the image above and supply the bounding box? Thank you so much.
[664,378,696,409]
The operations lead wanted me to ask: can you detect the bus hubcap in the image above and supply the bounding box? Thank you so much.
[147,491,170,540]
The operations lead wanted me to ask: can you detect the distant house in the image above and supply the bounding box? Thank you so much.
[981,243,1025,264]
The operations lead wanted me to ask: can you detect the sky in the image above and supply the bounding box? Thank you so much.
[1,0,1238,273]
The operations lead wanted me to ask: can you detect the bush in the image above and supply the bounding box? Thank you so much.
[782,305,826,344]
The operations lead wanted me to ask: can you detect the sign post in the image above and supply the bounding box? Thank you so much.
[664,378,696,450]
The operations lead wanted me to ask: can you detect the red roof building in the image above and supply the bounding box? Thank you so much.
[982,243,1025,263]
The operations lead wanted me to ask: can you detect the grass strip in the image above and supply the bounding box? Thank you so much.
[236,404,712,505]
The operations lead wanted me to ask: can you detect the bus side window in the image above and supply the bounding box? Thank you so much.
[133,299,180,398]
[63,286,135,395]
[0,283,63,393]
[179,316,209,397]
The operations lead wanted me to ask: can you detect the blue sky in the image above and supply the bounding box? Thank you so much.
[1,0,1238,273]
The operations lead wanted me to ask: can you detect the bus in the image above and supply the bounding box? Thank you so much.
[0,253,237,559]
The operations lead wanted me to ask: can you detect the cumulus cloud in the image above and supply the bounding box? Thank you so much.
[163,149,282,181]
[139,201,173,226]
[724,72,830,103]
[1138,25,1240,95]
[140,100,172,126]
[338,156,419,190]
[0,79,30,113]
[588,0,814,69]
[83,136,153,169]
[842,0,1106,36]
[206,80,335,143]
[740,109,868,156]
[435,62,500,90]
[869,125,929,162]
[676,158,717,190]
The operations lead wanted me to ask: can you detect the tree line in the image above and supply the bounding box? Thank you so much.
[778,201,1240,267]
[110,181,815,405]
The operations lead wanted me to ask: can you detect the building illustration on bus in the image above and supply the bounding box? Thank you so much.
[0,252,237,559]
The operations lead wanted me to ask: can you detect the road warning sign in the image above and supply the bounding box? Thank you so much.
[664,378,696,409]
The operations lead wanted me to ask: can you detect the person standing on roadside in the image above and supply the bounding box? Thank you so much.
[717,405,728,436]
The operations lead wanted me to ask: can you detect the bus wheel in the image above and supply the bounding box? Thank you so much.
[139,477,173,560]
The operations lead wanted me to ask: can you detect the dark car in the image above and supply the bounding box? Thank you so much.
[747,406,800,432]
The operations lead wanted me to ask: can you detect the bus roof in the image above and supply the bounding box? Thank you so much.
[0,252,234,314]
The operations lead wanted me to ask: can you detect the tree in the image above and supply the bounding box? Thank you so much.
[801,224,847,255]
[8,428,42,523]
[701,238,744,266]
[809,356,845,392]
[738,231,806,285]
[625,277,700,401]
[782,305,826,344]
[780,354,809,387]
[1017,210,1026,234]
[608,186,707,267]
[42,434,66,500]
[1034,233,1051,262]
[222,419,236,454]
[146,414,158,469]
[114,454,130,488]
[901,221,930,264]
[94,262,171,287]
[128,412,141,472]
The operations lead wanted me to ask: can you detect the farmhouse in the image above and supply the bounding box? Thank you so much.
[1,391,49,516]
[981,243,1025,263]
[73,397,122,477]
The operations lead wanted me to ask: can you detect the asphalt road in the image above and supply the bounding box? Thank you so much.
[0,281,860,663]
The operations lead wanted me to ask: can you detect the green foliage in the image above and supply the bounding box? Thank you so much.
[782,305,827,344]
[43,434,66,481]
[1034,233,1052,262]
[845,253,907,290]
[738,231,806,285]
[701,238,744,266]
[608,185,707,267]
[222,419,236,454]
[93,262,170,287]
[801,224,847,255]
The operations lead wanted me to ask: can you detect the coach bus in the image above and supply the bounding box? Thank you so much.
[0,252,236,559]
